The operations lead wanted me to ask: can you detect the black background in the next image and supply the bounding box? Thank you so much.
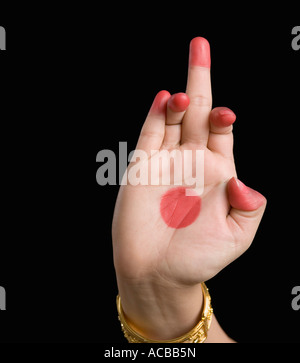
[0,5,299,345]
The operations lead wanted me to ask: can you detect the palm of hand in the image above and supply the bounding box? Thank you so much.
[113,122,238,286]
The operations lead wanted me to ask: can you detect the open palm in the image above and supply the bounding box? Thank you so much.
[113,38,266,289]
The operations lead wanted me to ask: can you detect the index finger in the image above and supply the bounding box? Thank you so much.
[181,37,212,145]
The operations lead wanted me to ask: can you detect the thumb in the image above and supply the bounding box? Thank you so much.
[227,177,267,249]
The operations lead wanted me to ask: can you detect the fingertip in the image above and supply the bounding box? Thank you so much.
[158,90,171,98]
[168,93,190,112]
[150,90,171,115]
[227,177,266,211]
[210,107,236,128]
[190,37,210,47]
[218,108,236,124]
[189,37,211,68]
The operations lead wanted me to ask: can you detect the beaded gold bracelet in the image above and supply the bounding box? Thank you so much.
[116,282,213,343]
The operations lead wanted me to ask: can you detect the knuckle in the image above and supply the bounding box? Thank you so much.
[189,94,212,108]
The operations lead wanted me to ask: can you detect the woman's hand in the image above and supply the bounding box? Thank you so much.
[112,37,266,341]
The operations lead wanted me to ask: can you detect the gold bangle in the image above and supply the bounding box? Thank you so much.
[116,282,213,343]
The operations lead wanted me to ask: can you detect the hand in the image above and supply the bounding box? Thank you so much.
[112,37,266,340]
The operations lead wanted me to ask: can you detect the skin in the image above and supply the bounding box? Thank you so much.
[112,37,266,342]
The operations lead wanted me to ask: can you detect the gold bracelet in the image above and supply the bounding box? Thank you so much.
[116,282,213,343]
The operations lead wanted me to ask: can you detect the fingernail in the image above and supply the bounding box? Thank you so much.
[219,109,236,117]
[218,108,236,126]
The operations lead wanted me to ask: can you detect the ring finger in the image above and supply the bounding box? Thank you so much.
[163,93,190,147]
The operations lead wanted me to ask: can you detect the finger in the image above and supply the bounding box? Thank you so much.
[166,93,190,125]
[208,107,236,157]
[227,177,267,252]
[182,37,212,145]
[136,90,171,153]
[163,93,190,147]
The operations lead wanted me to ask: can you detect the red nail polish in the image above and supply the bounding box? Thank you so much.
[219,109,236,117]
[212,107,236,127]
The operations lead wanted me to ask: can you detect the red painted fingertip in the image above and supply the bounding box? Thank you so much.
[227,177,266,211]
[150,90,171,115]
[168,93,190,112]
[211,107,236,127]
[189,37,211,68]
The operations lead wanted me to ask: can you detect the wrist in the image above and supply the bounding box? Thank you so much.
[116,275,203,341]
